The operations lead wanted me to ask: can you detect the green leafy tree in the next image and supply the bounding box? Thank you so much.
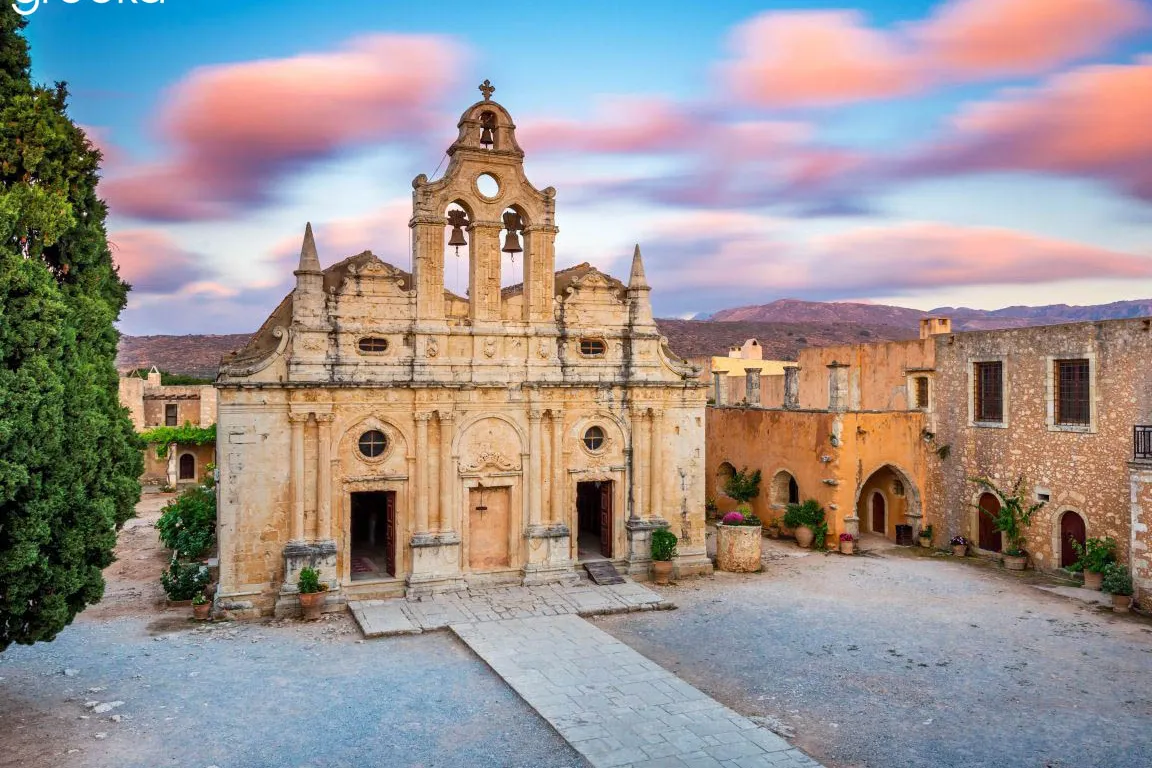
[970,476,1045,556]
[722,467,762,505]
[0,9,142,651]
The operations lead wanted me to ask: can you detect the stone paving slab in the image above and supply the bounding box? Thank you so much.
[451,615,823,768]
[350,578,673,637]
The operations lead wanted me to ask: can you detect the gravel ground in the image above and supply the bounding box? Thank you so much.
[593,539,1152,768]
[0,613,587,768]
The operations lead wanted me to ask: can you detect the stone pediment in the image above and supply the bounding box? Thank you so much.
[337,258,411,297]
[562,268,625,306]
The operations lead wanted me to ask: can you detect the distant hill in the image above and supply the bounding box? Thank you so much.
[117,334,251,380]
[710,298,1152,330]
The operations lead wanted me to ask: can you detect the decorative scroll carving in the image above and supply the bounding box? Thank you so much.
[461,443,521,472]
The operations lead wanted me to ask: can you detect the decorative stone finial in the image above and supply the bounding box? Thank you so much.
[298,222,321,273]
[628,244,649,290]
[479,79,495,101]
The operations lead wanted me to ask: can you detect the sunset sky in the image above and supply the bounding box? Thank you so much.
[22,0,1152,335]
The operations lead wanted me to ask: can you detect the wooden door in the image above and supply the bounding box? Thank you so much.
[871,492,886,534]
[978,493,1002,552]
[1060,511,1086,568]
[384,492,396,577]
[469,486,511,570]
[599,482,613,558]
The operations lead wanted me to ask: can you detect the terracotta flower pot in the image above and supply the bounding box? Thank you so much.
[794,526,815,549]
[1112,594,1133,613]
[839,540,854,555]
[652,559,673,585]
[951,545,966,557]
[919,537,931,548]
[716,524,763,572]
[1083,570,1104,591]
[192,601,211,620]
[298,590,327,621]
[1003,553,1028,571]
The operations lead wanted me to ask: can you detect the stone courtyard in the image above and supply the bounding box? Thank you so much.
[2,500,1151,767]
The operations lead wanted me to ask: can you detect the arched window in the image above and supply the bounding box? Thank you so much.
[771,470,799,506]
[717,462,736,487]
[178,453,195,481]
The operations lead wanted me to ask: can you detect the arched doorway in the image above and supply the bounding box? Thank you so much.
[1060,511,1086,568]
[978,493,1002,552]
[178,453,195,481]
[871,492,886,534]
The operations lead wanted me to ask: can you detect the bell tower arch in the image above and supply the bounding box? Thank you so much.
[410,80,558,326]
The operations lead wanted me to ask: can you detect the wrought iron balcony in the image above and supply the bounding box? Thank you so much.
[1135,426,1152,461]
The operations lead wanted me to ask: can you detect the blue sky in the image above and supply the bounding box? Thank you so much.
[18,0,1152,333]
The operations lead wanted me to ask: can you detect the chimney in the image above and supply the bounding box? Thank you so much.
[920,316,952,339]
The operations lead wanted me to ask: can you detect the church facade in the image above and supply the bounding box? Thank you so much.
[214,84,711,617]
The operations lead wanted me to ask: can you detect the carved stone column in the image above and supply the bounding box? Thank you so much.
[414,412,432,534]
[468,221,503,323]
[630,406,646,520]
[550,409,564,524]
[745,367,762,406]
[315,413,334,540]
[649,408,664,520]
[528,409,544,527]
[712,371,726,407]
[289,413,308,543]
[438,410,455,532]
[784,366,801,409]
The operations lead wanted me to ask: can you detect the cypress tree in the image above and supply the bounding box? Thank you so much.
[0,7,142,650]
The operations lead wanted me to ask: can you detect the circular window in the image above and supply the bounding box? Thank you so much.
[476,172,500,198]
[358,430,387,458]
[583,426,605,452]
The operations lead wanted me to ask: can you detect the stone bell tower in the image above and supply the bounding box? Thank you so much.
[408,80,561,380]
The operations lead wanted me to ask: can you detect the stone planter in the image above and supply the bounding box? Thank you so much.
[716,524,763,572]
[794,526,815,549]
[652,560,673,585]
[839,540,854,555]
[1003,553,1028,571]
[951,544,967,557]
[298,590,327,621]
[1112,594,1133,613]
[1083,571,1104,591]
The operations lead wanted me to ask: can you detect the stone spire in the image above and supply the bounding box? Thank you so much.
[628,244,649,290]
[296,222,321,274]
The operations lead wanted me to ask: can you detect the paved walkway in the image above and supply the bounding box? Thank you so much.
[350,579,671,637]
[452,615,823,768]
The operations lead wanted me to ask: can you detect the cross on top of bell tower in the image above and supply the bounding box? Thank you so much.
[479,79,495,101]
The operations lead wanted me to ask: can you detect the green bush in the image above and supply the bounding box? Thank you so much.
[1101,563,1133,596]
[783,499,825,530]
[298,567,326,594]
[157,484,217,560]
[723,468,762,505]
[161,559,209,601]
[1070,537,1116,574]
[651,529,678,561]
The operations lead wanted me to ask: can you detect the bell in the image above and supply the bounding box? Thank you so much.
[448,226,467,248]
[446,209,469,255]
[479,125,494,147]
[502,230,522,255]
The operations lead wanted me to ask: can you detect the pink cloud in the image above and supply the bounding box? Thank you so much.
[902,57,1152,200]
[721,0,1147,108]
[103,35,464,222]
[518,97,697,155]
[108,229,208,294]
[915,0,1148,79]
[724,11,921,108]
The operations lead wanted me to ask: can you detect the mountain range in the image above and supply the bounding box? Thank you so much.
[117,298,1152,379]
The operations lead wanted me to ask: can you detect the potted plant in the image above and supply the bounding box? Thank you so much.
[970,476,1044,571]
[705,497,719,520]
[765,516,782,539]
[839,532,855,555]
[1070,537,1117,591]
[716,508,763,572]
[950,535,970,557]
[1102,563,1134,613]
[297,566,329,621]
[650,529,677,585]
[192,593,211,621]
[918,524,933,549]
[161,558,210,606]
[783,499,827,550]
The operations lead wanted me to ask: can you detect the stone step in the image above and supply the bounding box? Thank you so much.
[584,560,626,585]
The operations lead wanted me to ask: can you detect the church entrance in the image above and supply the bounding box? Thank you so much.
[576,481,613,561]
[350,491,396,581]
[468,484,511,571]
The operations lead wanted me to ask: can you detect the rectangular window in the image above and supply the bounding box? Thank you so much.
[165,404,178,427]
[1055,359,1090,425]
[914,377,929,409]
[973,361,1003,423]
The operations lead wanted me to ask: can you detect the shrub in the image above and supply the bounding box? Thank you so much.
[919,524,933,540]
[723,468,762,505]
[783,499,825,530]
[1101,563,1133,596]
[161,559,209,601]
[651,529,678,561]
[721,511,761,526]
[298,567,327,594]
[1069,537,1117,574]
[970,476,1044,556]
[192,593,209,606]
[157,484,217,560]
